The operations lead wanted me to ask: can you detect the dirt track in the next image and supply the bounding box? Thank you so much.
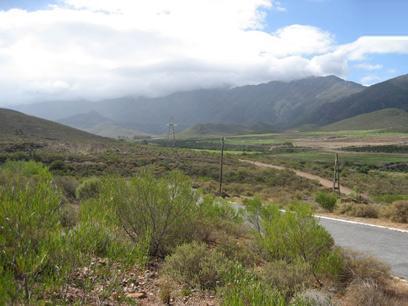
[239,159,354,196]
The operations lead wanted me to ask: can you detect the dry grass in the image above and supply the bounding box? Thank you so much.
[389,201,408,223]
[341,280,408,306]
[340,250,390,287]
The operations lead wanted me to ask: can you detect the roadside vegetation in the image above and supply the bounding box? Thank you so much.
[1,160,407,305]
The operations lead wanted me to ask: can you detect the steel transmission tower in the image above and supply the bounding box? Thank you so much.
[167,117,177,146]
[218,137,225,196]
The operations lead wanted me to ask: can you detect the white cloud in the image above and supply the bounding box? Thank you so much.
[0,1,407,104]
[361,75,382,86]
[355,63,383,71]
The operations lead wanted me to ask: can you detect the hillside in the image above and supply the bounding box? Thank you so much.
[311,74,408,125]
[321,108,408,132]
[58,111,147,138]
[179,123,250,138]
[14,76,364,133]
[0,108,108,143]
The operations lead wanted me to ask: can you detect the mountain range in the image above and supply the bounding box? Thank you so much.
[12,74,408,136]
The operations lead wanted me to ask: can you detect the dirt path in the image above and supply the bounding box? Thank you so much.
[239,159,354,196]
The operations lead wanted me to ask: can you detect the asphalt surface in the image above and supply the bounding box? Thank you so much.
[318,217,408,279]
[232,202,408,279]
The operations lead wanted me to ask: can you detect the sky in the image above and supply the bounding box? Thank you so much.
[0,0,407,105]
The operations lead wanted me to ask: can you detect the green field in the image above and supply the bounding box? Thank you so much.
[274,151,408,166]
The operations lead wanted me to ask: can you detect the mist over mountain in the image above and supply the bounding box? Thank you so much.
[12,74,408,135]
[58,111,147,138]
[13,75,365,134]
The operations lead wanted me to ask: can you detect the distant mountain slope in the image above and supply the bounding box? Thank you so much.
[179,123,249,138]
[311,75,408,125]
[321,108,408,132]
[58,111,147,138]
[14,76,364,133]
[99,76,363,133]
[0,108,108,143]
[58,111,111,129]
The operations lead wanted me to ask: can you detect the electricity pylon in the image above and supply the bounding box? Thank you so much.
[218,137,225,196]
[167,117,176,147]
[333,153,340,195]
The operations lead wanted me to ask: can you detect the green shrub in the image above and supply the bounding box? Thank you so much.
[115,170,199,256]
[0,160,51,178]
[59,204,78,228]
[71,196,150,267]
[163,242,231,289]
[244,197,264,233]
[315,192,337,212]
[374,194,408,204]
[54,176,79,201]
[193,195,244,242]
[75,177,101,200]
[49,160,65,171]
[0,161,71,302]
[220,264,286,306]
[257,203,338,285]
[215,234,260,267]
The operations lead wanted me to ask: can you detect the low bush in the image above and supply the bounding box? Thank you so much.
[220,265,286,306]
[257,203,339,286]
[258,260,312,298]
[75,177,101,200]
[291,289,332,306]
[340,250,390,287]
[349,204,379,218]
[59,203,78,228]
[49,159,65,171]
[114,170,199,257]
[244,197,264,233]
[0,159,51,178]
[0,161,71,302]
[163,242,231,289]
[315,192,337,212]
[193,195,245,242]
[342,280,402,306]
[54,176,79,201]
[215,234,260,267]
[389,201,408,223]
[374,194,408,204]
[337,203,379,218]
[71,196,150,267]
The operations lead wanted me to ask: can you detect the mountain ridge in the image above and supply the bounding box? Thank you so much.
[11,74,408,135]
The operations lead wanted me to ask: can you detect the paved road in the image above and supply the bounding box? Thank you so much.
[233,202,408,278]
[318,216,408,279]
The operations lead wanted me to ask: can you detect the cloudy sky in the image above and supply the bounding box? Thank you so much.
[0,0,407,105]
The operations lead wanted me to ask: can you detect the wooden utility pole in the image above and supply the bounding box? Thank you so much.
[218,137,225,195]
[333,153,340,195]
